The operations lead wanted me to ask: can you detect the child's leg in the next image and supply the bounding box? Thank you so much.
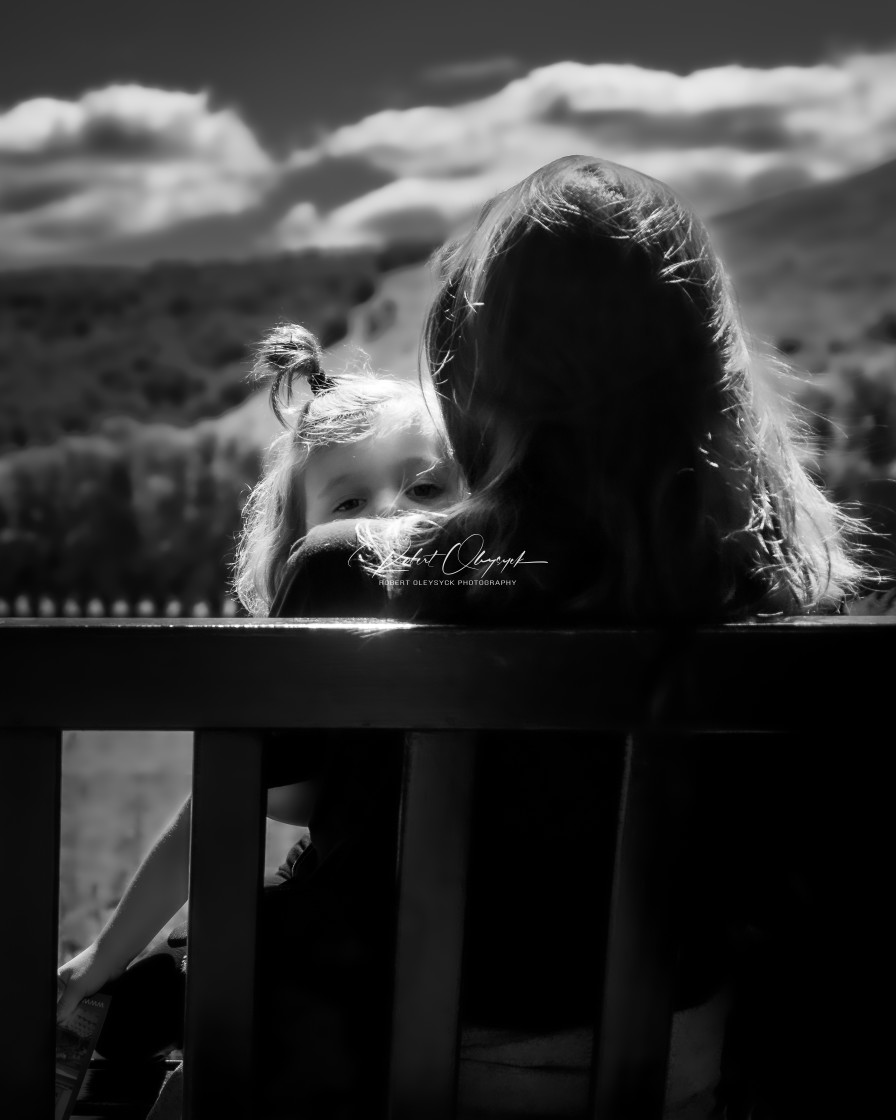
[95,949,185,1062]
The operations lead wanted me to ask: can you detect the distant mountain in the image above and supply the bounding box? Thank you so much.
[712,157,896,346]
[218,159,896,454]
[305,158,896,381]
[0,243,443,454]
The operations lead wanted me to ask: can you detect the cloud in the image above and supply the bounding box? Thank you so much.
[275,50,896,249]
[0,85,274,263]
[4,52,896,265]
[277,175,503,248]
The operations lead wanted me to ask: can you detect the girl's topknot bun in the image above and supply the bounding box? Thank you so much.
[253,323,331,426]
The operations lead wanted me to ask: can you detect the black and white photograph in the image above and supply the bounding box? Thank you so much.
[2,1,895,1117]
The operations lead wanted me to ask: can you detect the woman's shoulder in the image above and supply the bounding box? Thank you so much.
[270,521,392,620]
[844,586,896,616]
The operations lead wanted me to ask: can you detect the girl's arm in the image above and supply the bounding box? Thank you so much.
[266,781,321,826]
[57,795,192,1021]
[270,519,391,619]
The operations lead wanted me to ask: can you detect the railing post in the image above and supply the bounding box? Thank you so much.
[591,733,678,1119]
[3,730,61,1116]
[389,732,476,1120]
[183,731,265,1119]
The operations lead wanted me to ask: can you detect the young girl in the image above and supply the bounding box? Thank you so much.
[235,321,462,618]
[270,156,882,1118]
[56,324,462,1073]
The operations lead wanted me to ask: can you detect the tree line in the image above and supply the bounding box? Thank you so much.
[0,417,259,606]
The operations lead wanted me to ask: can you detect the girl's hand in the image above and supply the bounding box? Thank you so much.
[56,942,125,1022]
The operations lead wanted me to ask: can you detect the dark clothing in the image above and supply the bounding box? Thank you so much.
[268,521,890,1119]
[255,790,402,1120]
[96,951,186,1063]
[270,523,724,1023]
[270,524,394,620]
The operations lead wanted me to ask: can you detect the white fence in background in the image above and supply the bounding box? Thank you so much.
[0,595,241,618]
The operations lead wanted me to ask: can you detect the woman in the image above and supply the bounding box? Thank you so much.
[267,155,873,1118]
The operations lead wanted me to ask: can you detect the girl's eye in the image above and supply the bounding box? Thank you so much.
[406,483,444,502]
[333,498,365,514]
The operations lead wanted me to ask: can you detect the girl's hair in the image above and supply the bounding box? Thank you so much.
[234,323,452,616]
[367,154,869,620]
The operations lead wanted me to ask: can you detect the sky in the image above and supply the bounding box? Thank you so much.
[1,0,895,265]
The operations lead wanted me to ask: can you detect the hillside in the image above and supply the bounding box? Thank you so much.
[230,157,896,435]
[0,249,381,453]
[712,157,896,347]
[215,258,439,453]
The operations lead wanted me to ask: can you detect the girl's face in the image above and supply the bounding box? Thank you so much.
[303,422,461,532]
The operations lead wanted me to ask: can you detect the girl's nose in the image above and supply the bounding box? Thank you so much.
[370,491,400,518]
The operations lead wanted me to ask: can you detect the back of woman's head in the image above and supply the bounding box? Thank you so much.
[422,154,866,619]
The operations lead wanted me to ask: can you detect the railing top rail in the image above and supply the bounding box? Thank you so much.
[3,615,894,630]
[1,617,892,732]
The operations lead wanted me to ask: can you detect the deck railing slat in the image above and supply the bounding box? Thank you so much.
[390,732,476,1120]
[4,730,60,1116]
[183,731,265,1119]
[591,734,678,1119]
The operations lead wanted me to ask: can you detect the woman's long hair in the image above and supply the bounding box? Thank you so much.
[366,155,869,620]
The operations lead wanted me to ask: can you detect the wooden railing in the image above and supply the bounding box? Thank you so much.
[2,616,892,1119]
